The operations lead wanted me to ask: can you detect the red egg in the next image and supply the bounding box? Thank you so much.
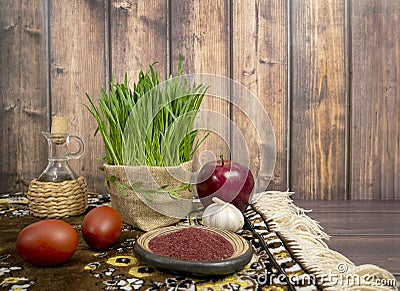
[82,206,123,250]
[16,219,78,267]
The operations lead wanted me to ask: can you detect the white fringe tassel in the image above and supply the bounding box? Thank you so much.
[253,191,399,291]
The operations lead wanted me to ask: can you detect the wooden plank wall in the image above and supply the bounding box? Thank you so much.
[1,0,399,200]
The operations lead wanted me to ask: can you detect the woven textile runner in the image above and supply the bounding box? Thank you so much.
[0,191,397,290]
[251,191,398,291]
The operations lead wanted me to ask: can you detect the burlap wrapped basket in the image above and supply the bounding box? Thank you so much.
[104,161,194,231]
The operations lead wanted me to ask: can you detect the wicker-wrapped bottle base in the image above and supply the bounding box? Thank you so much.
[27,176,88,218]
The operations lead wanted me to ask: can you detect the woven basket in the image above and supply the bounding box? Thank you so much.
[27,176,88,218]
[104,161,194,231]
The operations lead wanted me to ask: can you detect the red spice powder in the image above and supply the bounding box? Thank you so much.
[148,227,234,261]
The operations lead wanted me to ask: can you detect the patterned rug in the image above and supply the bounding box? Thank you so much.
[0,191,397,290]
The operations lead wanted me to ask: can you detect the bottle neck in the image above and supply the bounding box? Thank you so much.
[47,140,69,161]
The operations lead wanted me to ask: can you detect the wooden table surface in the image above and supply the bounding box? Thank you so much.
[293,199,400,283]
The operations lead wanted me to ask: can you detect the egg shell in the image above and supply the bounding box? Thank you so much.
[16,219,78,267]
[82,206,123,250]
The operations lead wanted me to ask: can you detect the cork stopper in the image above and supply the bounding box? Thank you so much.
[51,117,68,134]
[51,117,68,144]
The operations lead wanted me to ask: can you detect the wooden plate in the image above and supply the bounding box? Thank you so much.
[133,225,253,276]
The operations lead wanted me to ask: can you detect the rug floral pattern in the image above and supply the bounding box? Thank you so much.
[0,193,319,291]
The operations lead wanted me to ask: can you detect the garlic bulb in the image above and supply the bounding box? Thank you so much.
[202,197,244,232]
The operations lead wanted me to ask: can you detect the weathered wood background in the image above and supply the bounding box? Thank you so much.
[1,0,399,199]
